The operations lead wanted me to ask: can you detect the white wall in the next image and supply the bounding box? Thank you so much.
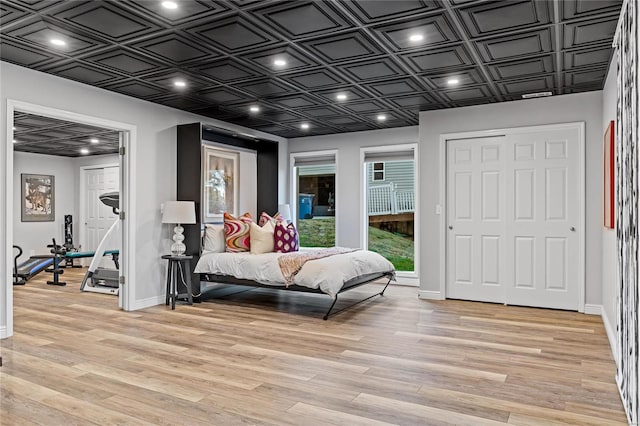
[12,151,119,263]
[13,152,75,257]
[602,58,617,337]
[289,126,419,248]
[419,92,603,305]
[290,92,604,306]
[1,62,287,336]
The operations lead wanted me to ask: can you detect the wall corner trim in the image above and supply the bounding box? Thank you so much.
[418,290,443,300]
[584,304,603,315]
[131,295,165,311]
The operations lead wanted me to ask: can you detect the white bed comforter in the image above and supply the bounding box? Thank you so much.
[194,248,395,298]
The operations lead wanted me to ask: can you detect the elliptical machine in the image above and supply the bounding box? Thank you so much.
[81,192,120,295]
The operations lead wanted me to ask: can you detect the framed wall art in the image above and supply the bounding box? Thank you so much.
[21,173,55,222]
[604,120,615,229]
[202,146,239,223]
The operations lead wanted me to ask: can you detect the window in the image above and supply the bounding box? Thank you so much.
[291,151,337,248]
[363,146,416,273]
[372,162,385,181]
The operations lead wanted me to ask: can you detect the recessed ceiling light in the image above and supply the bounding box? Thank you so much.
[161,1,178,9]
[173,80,186,88]
[50,38,66,46]
[249,105,260,113]
[12,126,16,131]
[90,138,99,144]
[409,34,424,42]
[336,93,347,101]
[12,139,17,144]
[300,123,310,130]
[376,114,387,122]
[80,148,89,155]
[273,59,287,67]
[447,78,460,85]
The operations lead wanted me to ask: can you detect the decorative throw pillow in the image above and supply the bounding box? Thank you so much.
[224,212,253,253]
[203,224,225,253]
[274,221,299,253]
[258,211,283,227]
[249,221,275,254]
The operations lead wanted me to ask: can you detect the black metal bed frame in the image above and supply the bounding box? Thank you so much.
[199,271,394,320]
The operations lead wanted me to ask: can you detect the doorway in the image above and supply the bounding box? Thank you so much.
[4,100,136,338]
[441,123,585,311]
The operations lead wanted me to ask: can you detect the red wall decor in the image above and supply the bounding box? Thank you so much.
[604,120,615,229]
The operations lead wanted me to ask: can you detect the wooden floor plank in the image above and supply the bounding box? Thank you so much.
[0,268,626,425]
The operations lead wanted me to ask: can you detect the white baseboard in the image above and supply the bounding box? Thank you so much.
[393,276,420,287]
[584,304,602,315]
[601,306,617,361]
[0,326,8,339]
[131,295,165,311]
[418,290,443,300]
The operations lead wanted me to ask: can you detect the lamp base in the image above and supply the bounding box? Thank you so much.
[171,224,186,256]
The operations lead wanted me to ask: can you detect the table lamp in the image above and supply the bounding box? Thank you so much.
[162,201,196,255]
[278,203,292,224]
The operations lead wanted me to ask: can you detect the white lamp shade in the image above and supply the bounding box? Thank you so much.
[162,201,196,224]
[278,203,292,223]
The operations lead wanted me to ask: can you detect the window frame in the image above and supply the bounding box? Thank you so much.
[372,161,385,182]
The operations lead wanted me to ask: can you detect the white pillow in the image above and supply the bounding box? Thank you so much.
[203,224,225,253]
[249,221,274,254]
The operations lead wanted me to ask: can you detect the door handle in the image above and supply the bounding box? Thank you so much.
[570,227,575,232]
[448,226,453,230]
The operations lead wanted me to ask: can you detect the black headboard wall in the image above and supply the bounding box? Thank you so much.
[176,123,280,296]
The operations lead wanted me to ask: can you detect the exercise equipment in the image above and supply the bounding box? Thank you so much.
[13,239,119,286]
[61,215,82,269]
[13,245,54,285]
[46,239,66,286]
[81,191,120,295]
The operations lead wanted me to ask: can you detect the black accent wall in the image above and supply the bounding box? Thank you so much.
[176,123,280,296]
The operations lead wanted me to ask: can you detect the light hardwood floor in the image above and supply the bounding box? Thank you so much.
[1,268,627,425]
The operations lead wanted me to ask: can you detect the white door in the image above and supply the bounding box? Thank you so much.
[447,136,507,303]
[84,166,119,255]
[504,128,581,310]
[446,125,582,310]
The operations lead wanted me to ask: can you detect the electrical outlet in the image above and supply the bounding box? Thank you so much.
[435,204,442,215]
[160,203,164,214]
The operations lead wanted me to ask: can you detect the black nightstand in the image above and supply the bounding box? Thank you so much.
[162,255,194,310]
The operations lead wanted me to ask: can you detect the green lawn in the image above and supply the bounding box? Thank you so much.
[297,218,414,271]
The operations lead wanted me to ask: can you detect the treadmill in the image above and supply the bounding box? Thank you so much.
[81,191,120,295]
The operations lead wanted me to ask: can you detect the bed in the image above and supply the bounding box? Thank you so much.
[194,249,396,319]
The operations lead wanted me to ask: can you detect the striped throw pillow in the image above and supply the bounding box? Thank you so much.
[224,212,253,252]
[258,211,283,227]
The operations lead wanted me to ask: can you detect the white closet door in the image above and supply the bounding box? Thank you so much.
[446,136,506,303]
[85,166,120,253]
[504,128,580,310]
[445,125,582,310]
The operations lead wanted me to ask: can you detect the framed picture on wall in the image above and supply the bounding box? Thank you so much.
[202,146,239,223]
[21,173,55,222]
[604,120,615,229]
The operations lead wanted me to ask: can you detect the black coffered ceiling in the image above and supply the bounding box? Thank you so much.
[13,112,120,157]
[1,0,621,138]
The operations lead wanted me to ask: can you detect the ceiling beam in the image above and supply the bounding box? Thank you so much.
[440,0,504,102]
[552,0,564,95]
